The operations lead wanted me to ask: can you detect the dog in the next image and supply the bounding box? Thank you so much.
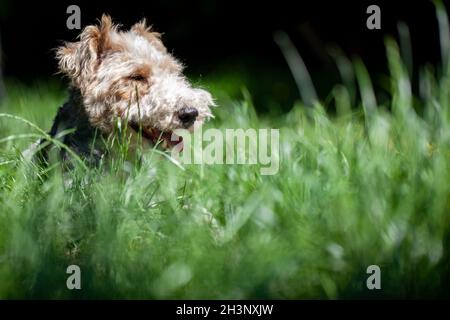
[29,15,215,167]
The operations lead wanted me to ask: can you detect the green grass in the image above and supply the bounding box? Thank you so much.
[1,24,450,298]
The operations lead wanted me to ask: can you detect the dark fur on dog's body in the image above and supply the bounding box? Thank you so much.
[37,89,104,167]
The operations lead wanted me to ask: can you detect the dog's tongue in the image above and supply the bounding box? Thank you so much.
[149,128,182,148]
[129,122,182,149]
[166,131,183,148]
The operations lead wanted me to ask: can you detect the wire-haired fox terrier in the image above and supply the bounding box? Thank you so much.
[32,15,215,166]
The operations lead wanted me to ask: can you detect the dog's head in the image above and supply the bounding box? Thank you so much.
[56,15,214,148]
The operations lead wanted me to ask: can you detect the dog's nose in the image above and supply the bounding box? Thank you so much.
[178,107,198,126]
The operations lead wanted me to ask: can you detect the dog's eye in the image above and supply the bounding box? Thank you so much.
[129,74,147,82]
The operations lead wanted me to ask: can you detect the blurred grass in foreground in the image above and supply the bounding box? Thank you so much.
[0,8,450,298]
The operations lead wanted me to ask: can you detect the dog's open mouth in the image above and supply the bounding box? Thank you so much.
[129,122,182,149]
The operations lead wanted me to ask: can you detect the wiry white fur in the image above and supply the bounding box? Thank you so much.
[57,15,215,135]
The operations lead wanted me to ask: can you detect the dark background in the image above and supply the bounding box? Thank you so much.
[0,0,447,111]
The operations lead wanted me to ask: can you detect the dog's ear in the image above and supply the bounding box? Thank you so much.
[56,41,82,80]
[56,14,115,83]
[131,18,152,35]
[131,18,166,53]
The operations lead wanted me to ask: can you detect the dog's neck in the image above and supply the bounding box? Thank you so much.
[48,88,104,165]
